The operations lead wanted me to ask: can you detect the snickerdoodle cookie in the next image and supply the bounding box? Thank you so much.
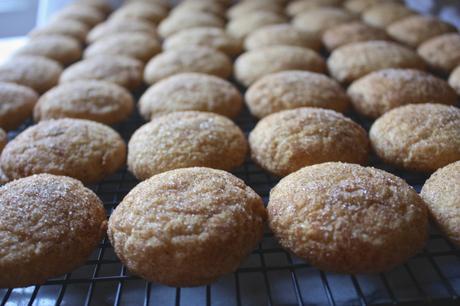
[244,24,321,51]
[0,82,38,130]
[370,103,460,172]
[52,4,105,27]
[286,0,343,17]
[139,73,242,120]
[109,2,168,25]
[170,0,225,18]
[108,167,265,286]
[362,2,414,28]
[0,56,62,94]
[227,1,282,19]
[235,46,326,87]
[449,66,460,95]
[128,111,247,180]
[268,162,427,273]
[0,174,106,288]
[293,7,356,35]
[87,19,157,44]
[348,69,457,118]
[34,80,134,124]
[226,11,287,40]
[344,0,402,14]
[245,71,349,118]
[327,40,425,83]
[60,55,143,90]
[387,15,456,48]
[29,19,89,43]
[158,12,224,38]
[249,108,369,176]
[421,161,460,246]
[0,118,126,183]
[143,47,232,84]
[418,33,460,74]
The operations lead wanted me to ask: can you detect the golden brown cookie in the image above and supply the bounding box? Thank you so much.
[227,11,287,40]
[227,1,282,19]
[128,111,247,180]
[108,167,266,286]
[143,47,232,84]
[139,73,242,120]
[0,174,106,288]
[87,19,157,44]
[170,0,226,18]
[34,80,134,125]
[286,0,343,17]
[348,68,457,118]
[84,32,161,62]
[268,162,427,273]
[249,108,369,176]
[52,4,105,27]
[109,2,168,25]
[60,55,143,91]
[327,40,425,83]
[245,70,349,118]
[244,24,321,51]
[0,118,126,183]
[322,21,389,51]
[387,15,456,48]
[0,56,62,94]
[0,82,38,131]
[418,33,460,74]
[370,103,460,172]
[362,2,414,28]
[421,161,460,246]
[344,0,401,14]
[235,46,326,87]
[293,7,356,35]
[14,35,82,66]
[449,65,460,95]
[29,19,89,43]
[163,27,242,57]
[158,12,224,38]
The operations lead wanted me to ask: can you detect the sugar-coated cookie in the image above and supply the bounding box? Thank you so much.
[0,82,38,130]
[418,33,460,74]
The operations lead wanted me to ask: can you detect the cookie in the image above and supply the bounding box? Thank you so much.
[418,33,460,75]
[14,35,82,66]
[143,47,232,84]
[249,108,369,176]
[421,161,460,246]
[344,0,401,14]
[163,27,242,57]
[244,24,321,51]
[227,1,282,19]
[327,40,426,83]
[0,174,106,288]
[29,19,89,43]
[387,15,456,48]
[226,11,287,40]
[293,7,356,35]
[370,103,460,172]
[34,80,134,125]
[170,0,225,18]
[108,167,265,286]
[0,118,126,183]
[0,82,38,131]
[158,12,224,38]
[286,0,343,16]
[139,73,242,120]
[75,0,112,15]
[87,19,157,44]
[0,56,63,94]
[235,46,326,87]
[124,0,171,9]
[109,2,168,25]
[128,111,247,180]
[449,65,460,95]
[52,4,105,27]
[60,55,143,91]
[348,69,457,119]
[84,32,161,62]
[245,71,349,118]
[322,21,388,51]
[362,2,414,28]
[268,162,427,273]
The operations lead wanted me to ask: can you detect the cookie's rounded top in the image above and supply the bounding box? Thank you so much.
[244,24,321,51]
[143,47,232,84]
[0,173,106,288]
[139,73,242,120]
[0,82,38,131]
[14,35,82,66]
[226,11,287,40]
[344,0,402,14]
[84,32,161,62]
[245,70,349,118]
[158,12,224,38]
[322,21,389,51]
[108,167,265,286]
[163,27,242,57]
[448,65,460,96]
[60,55,143,90]
[0,118,126,183]
[109,1,168,25]
[268,162,427,273]
[75,0,113,15]
[127,111,247,180]
[421,161,460,246]
[29,19,89,43]
[286,0,343,16]
[235,46,326,87]
[52,4,105,27]
[327,40,425,83]
[370,103,460,172]
[0,56,63,94]
[249,108,369,176]
[387,15,456,48]
[348,68,457,118]
[418,33,460,74]
[170,0,225,18]
[87,19,158,44]
[124,0,171,9]
[227,1,282,19]
[362,2,414,28]
[293,7,356,35]
[34,80,134,125]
